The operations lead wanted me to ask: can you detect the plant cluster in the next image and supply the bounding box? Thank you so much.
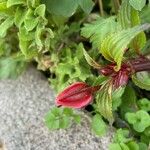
[0,0,150,149]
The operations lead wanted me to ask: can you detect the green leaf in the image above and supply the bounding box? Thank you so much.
[73,115,81,124]
[112,88,125,111]
[24,9,39,31]
[109,143,122,150]
[43,0,94,17]
[129,0,146,11]
[35,25,54,51]
[118,0,146,53]
[18,27,35,41]
[42,0,78,17]
[45,107,81,130]
[7,0,25,7]
[34,4,46,18]
[121,85,138,115]
[140,5,150,23]
[27,0,39,8]
[14,6,26,28]
[0,16,14,38]
[132,71,150,91]
[91,114,107,136]
[77,0,94,14]
[138,98,150,112]
[125,110,150,132]
[0,55,26,79]
[81,17,119,48]
[59,116,70,129]
[82,46,101,69]
[113,129,131,143]
[96,80,114,122]
[50,45,91,92]
[138,142,148,150]
[100,24,150,71]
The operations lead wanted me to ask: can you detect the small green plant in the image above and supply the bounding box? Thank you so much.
[126,110,150,132]
[0,0,150,149]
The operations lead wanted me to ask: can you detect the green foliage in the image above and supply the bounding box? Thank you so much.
[137,98,150,112]
[91,114,107,136]
[7,0,25,7]
[129,0,146,11]
[0,16,14,38]
[81,17,119,48]
[140,5,150,23]
[118,0,146,53]
[0,0,150,148]
[109,129,147,150]
[50,44,91,92]
[125,110,150,132]
[96,80,114,122]
[82,47,101,69]
[101,24,150,71]
[0,55,26,79]
[112,87,125,111]
[132,72,150,91]
[45,107,81,130]
[120,85,138,117]
[42,0,94,17]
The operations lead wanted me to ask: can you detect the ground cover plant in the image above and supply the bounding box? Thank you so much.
[0,0,150,149]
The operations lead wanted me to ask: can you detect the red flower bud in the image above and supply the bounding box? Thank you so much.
[56,82,100,108]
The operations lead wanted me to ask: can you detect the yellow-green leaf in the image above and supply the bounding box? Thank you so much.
[82,46,101,69]
[100,24,150,71]
[96,80,114,122]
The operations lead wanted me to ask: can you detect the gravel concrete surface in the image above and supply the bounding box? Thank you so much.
[0,66,113,150]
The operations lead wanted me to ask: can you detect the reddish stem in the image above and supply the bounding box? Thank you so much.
[129,58,150,73]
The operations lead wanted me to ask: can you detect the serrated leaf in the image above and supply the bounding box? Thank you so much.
[132,71,150,91]
[129,0,146,11]
[34,4,46,18]
[91,114,107,136]
[14,6,26,28]
[24,17,38,31]
[0,16,14,38]
[7,0,25,8]
[118,0,146,53]
[100,24,150,71]
[81,17,119,48]
[96,80,114,122]
[24,9,38,31]
[18,27,35,41]
[77,0,94,14]
[82,46,101,69]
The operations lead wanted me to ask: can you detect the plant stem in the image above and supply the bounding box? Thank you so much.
[130,58,150,72]
[112,0,120,14]
[98,0,104,16]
